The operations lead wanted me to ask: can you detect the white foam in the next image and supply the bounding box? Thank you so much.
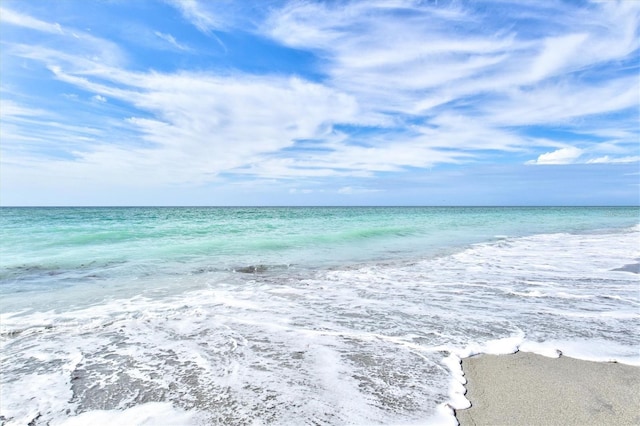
[2,226,638,425]
[461,335,525,359]
[56,402,201,426]
[517,342,562,358]
[520,339,640,365]
[0,372,76,426]
[442,353,470,411]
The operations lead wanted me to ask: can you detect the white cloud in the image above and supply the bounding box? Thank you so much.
[154,31,190,51]
[527,147,583,165]
[527,149,640,166]
[480,76,639,127]
[1,7,125,67]
[338,186,382,195]
[586,156,640,165]
[164,0,224,32]
[1,1,638,195]
[0,100,48,118]
[0,7,63,34]
[7,63,363,184]
[163,0,229,50]
[522,148,640,166]
[263,0,518,117]
[527,33,588,82]
[260,0,640,167]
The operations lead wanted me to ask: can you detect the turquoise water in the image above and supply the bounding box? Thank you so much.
[2,207,637,294]
[1,207,639,425]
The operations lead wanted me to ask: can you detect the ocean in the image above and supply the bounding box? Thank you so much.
[1,207,638,425]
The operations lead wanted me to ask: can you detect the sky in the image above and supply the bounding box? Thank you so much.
[0,0,638,206]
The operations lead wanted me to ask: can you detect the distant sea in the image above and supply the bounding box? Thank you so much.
[1,207,639,425]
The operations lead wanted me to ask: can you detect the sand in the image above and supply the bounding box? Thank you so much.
[455,351,640,426]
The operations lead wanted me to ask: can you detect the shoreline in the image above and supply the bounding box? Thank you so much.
[455,351,640,425]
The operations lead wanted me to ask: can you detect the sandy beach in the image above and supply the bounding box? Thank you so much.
[455,351,640,426]
[456,352,640,426]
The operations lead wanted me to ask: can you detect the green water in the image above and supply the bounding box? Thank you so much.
[1,207,638,296]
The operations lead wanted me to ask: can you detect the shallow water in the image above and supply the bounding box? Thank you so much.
[1,207,638,425]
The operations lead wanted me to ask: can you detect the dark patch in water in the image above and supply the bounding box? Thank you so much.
[231,264,293,274]
[234,265,270,274]
[612,263,640,274]
[193,264,293,275]
[191,266,224,275]
[0,260,125,282]
[1,324,54,338]
[27,413,42,426]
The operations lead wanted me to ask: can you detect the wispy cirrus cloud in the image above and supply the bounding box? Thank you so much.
[154,31,191,51]
[0,6,63,34]
[1,0,638,205]
[587,156,640,165]
[163,0,233,51]
[0,6,126,67]
[4,58,363,184]
[164,0,226,33]
[263,0,639,168]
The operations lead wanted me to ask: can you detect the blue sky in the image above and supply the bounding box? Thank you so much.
[1,0,638,206]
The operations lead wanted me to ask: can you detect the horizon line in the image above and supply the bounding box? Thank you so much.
[1,205,639,208]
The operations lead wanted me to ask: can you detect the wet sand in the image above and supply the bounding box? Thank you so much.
[455,351,640,426]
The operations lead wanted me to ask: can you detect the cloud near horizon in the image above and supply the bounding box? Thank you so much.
[0,0,638,205]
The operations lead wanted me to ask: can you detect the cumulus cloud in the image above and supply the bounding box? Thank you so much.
[527,147,583,165]
[526,148,640,166]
